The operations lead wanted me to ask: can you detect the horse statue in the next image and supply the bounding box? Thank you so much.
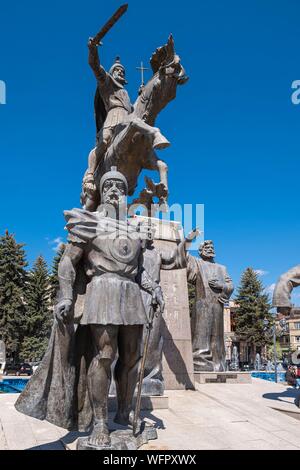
[81,34,188,211]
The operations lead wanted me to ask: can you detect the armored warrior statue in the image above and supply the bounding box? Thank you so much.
[83,40,170,210]
[137,223,199,395]
[186,240,234,372]
[80,6,188,211]
[15,167,164,449]
[273,264,300,315]
[139,222,195,395]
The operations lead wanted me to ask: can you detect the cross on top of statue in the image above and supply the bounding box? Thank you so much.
[136,61,149,86]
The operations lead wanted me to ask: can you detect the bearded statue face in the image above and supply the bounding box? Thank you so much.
[199,240,215,261]
[102,178,127,209]
[112,66,126,85]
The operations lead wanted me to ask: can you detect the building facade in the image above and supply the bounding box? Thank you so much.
[276,309,300,356]
[224,301,267,366]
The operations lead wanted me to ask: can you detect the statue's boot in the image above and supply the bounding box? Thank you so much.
[114,409,142,432]
[153,131,170,150]
[88,419,111,448]
[130,118,170,150]
[114,410,130,426]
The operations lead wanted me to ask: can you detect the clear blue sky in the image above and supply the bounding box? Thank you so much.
[1,0,300,303]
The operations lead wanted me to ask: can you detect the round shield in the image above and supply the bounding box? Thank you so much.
[108,235,139,263]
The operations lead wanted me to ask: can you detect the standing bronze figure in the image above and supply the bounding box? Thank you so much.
[15,168,164,449]
[139,222,189,395]
[186,240,234,372]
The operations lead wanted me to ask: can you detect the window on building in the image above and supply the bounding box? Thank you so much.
[295,323,300,330]
[230,313,236,332]
[295,336,300,343]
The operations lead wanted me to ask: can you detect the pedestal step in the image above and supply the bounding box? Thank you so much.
[194,372,252,384]
[108,394,169,411]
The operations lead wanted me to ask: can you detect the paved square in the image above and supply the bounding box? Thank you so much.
[1,378,300,450]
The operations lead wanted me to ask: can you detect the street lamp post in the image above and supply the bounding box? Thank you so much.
[279,317,289,365]
[273,324,278,383]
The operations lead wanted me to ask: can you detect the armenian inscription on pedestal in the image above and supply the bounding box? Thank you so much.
[154,220,194,390]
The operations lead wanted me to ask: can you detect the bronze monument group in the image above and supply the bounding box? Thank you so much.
[15,4,235,450]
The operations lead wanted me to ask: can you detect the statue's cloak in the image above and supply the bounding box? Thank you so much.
[94,87,107,135]
[15,208,143,431]
[15,319,95,431]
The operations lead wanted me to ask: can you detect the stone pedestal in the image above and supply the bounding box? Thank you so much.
[133,216,194,391]
[159,266,195,390]
[194,371,252,384]
[76,425,157,451]
[152,218,194,391]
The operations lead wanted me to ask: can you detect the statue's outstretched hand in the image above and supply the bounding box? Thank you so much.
[88,37,103,48]
[55,299,73,324]
[185,227,200,244]
[88,37,97,49]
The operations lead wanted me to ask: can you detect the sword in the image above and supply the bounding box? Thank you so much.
[92,4,128,46]
[133,303,157,437]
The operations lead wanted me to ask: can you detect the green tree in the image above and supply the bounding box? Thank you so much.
[20,255,52,361]
[49,244,65,303]
[235,267,273,348]
[0,231,27,360]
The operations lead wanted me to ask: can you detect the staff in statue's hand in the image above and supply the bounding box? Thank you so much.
[132,284,164,437]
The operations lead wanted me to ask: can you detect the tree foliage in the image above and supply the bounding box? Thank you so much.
[0,231,27,360]
[49,243,65,303]
[235,267,273,346]
[19,255,52,361]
